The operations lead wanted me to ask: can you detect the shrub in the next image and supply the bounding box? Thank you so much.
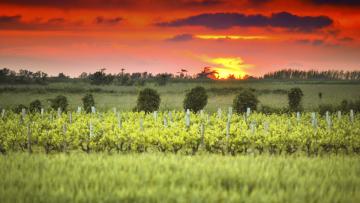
[318,104,335,115]
[260,105,288,114]
[135,88,160,113]
[183,86,208,112]
[50,95,68,111]
[29,100,42,113]
[13,104,27,114]
[233,90,259,114]
[82,93,95,113]
[288,88,304,112]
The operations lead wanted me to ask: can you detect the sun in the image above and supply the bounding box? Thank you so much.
[204,57,253,79]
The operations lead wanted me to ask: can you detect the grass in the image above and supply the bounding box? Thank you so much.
[0,153,359,203]
[0,81,360,112]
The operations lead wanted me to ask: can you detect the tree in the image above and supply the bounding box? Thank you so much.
[135,88,161,113]
[196,67,218,79]
[50,95,68,111]
[233,90,259,114]
[288,88,304,111]
[29,100,42,113]
[82,94,95,113]
[183,86,208,112]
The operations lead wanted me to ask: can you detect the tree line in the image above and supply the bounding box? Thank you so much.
[263,69,360,80]
[1,67,360,85]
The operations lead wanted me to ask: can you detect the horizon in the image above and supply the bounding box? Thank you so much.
[0,0,360,77]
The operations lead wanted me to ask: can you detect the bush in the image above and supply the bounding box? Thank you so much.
[260,105,288,114]
[288,88,304,112]
[339,99,360,112]
[13,104,27,114]
[82,93,95,113]
[183,86,208,112]
[29,100,42,113]
[318,104,335,115]
[233,90,259,114]
[135,88,160,113]
[50,95,68,111]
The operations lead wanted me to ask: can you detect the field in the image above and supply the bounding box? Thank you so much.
[1,80,360,203]
[0,153,359,203]
[1,81,360,112]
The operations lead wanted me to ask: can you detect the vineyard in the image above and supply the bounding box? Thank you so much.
[1,109,359,155]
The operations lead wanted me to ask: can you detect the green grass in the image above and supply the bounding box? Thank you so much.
[1,81,360,112]
[0,153,359,203]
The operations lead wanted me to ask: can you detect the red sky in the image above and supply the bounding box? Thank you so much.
[0,0,359,77]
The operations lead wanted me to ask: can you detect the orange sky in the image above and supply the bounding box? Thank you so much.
[0,0,359,77]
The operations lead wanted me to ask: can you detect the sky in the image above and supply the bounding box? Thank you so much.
[0,0,359,78]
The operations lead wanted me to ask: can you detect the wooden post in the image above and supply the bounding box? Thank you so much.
[226,116,230,140]
[69,112,72,124]
[168,111,173,123]
[153,111,157,122]
[296,112,301,123]
[163,116,168,127]
[228,107,233,117]
[57,108,61,118]
[185,111,190,128]
[91,106,96,114]
[27,124,32,154]
[89,120,94,137]
[337,111,342,120]
[217,108,222,119]
[117,113,122,129]
[140,118,144,131]
[311,112,317,128]
[246,107,251,118]
[264,121,269,135]
[113,107,117,114]
[200,122,205,146]
[250,122,255,134]
[350,109,354,123]
[1,109,5,119]
[63,124,67,152]
[40,108,44,118]
[77,106,81,113]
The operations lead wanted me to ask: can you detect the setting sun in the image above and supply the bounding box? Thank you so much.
[204,57,254,79]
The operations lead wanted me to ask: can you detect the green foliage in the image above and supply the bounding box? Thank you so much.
[260,105,288,114]
[1,154,359,203]
[50,95,68,111]
[183,86,208,112]
[135,88,160,113]
[288,88,304,112]
[339,99,360,112]
[12,104,27,114]
[29,100,42,113]
[82,94,95,113]
[233,90,259,114]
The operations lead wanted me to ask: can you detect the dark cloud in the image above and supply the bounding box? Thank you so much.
[0,15,73,30]
[158,12,333,32]
[95,16,123,25]
[339,37,354,42]
[0,0,224,9]
[308,0,360,6]
[166,34,194,42]
[295,39,325,46]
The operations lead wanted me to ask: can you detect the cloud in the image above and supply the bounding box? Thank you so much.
[95,16,123,25]
[0,0,224,9]
[166,34,194,42]
[308,0,360,6]
[295,39,325,46]
[157,12,333,32]
[0,15,74,30]
[339,37,354,42]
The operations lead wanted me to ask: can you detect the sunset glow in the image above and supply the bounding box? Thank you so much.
[0,0,359,76]
[204,57,253,79]
[195,35,269,40]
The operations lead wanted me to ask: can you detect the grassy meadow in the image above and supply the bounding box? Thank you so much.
[0,153,359,203]
[0,80,360,112]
